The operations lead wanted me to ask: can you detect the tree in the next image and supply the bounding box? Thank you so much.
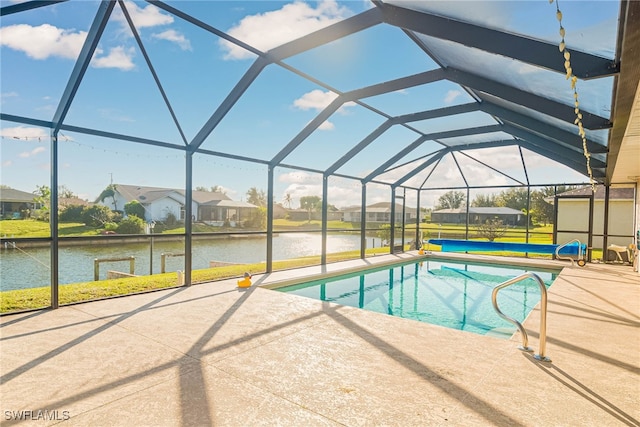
[82,205,114,227]
[476,218,507,241]
[496,188,528,211]
[300,195,321,222]
[471,193,497,207]
[124,200,146,219]
[98,184,118,210]
[283,193,292,209]
[244,206,267,229]
[435,191,465,210]
[195,185,226,194]
[377,223,391,246]
[58,185,76,198]
[32,185,50,222]
[246,187,267,207]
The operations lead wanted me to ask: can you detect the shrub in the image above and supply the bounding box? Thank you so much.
[116,216,145,234]
[124,200,146,219]
[82,205,114,227]
[103,222,118,232]
[59,204,85,222]
[164,212,178,227]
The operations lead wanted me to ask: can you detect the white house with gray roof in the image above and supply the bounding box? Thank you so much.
[97,184,257,225]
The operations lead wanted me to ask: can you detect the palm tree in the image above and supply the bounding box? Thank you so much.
[98,184,118,210]
[283,193,292,209]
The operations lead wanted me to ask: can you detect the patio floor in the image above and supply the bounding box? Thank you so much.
[1,253,638,426]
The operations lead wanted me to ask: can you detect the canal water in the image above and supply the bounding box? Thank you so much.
[0,233,385,291]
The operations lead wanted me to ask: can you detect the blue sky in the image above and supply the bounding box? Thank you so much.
[0,0,620,208]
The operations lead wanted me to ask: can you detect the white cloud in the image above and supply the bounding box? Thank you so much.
[0,24,85,60]
[278,171,321,185]
[92,46,136,71]
[293,89,356,118]
[18,146,46,158]
[318,120,335,131]
[152,29,192,51]
[444,90,461,104]
[293,89,337,111]
[1,92,18,99]
[277,171,368,208]
[0,24,136,70]
[220,0,351,60]
[0,126,48,139]
[2,160,12,167]
[114,1,174,29]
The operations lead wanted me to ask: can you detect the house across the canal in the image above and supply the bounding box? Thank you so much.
[0,187,42,219]
[431,207,525,226]
[97,184,258,226]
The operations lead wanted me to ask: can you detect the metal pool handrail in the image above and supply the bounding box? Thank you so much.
[554,239,583,267]
[492,272,551,362]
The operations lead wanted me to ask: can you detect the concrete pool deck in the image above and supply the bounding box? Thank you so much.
[1,253,638,426]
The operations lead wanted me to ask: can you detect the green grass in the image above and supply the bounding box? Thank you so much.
[0,219,99,237]
[0,246,396,313]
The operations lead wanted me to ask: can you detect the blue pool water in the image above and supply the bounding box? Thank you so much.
[277,260,559,337]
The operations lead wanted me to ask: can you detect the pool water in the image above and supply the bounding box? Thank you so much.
[277,260,558,337]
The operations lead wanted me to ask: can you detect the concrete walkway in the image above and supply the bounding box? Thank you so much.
[1,254,638,426]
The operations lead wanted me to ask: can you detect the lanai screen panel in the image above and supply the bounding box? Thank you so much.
[409,111,498,136]
[0,1,95,122]
[201,65,337,161]
[331,125,422,178]
[477,92,611,147]
[386,0,620,57]
[456,146,529,185]
[453,151,525,187]
[362,80,477,117]
[282,103,387,172]
[418,35,615,120]
[282,18,436,92]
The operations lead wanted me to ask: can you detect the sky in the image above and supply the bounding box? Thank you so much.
[0,0,621,209]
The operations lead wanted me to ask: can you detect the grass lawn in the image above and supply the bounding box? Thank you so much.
[0,246,394,313]
[0,219,98,237]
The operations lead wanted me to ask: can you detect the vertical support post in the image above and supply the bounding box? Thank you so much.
[525,185,531,257]
[129,256,135,275]
[603,185,610,257]
[149,227,154,275]
[553,186,558,247]
[401,188,406,250]
[267,166,274,273]
[321,175,328,265]
[465,187,470,240]
[50,130,59,308]
[415,190,421,249]
[185,148,193,286]
[161,253,166,274]
[390,187,396,253]
[588,192,594,262]
[360,183,367,259]
[526,185,531,243]
[94,259,99,281]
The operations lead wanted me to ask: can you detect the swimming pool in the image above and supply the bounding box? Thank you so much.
[276,259,559,337]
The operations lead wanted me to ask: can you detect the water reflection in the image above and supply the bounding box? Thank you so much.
[0,233,383,291]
